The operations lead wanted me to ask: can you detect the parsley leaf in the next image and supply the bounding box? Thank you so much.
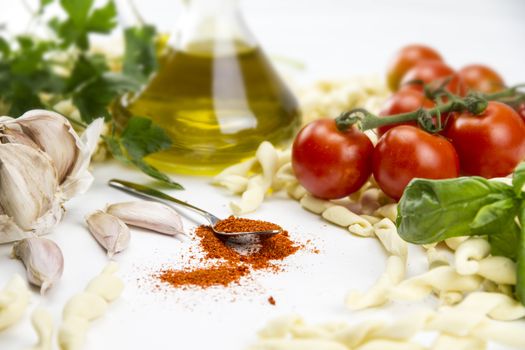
[104,117,183,189]
[73,72,140,122]
[123,25,158,83]
[87,1,118,33]
[53,0,117,49]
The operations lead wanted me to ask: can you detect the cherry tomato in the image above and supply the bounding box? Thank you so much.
[292,119,374,199]
[378,89,435,136]
[517,102,525,121]
[444,101,525,178]
[386,44,443,91]
[400,60,467,96]
[373,126,460,200]
[457,64,505,93]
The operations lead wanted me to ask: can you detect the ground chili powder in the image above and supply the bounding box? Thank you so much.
[157,216,301,289]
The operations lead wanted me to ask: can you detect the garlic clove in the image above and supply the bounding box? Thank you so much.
[0,127,39,149]
[11,237,64,294]
[106,201,184,237]
[0,143,59,232]
[9,110,78,183]
[86,211,130,258]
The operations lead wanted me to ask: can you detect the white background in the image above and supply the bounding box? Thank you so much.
[1,0,525,349]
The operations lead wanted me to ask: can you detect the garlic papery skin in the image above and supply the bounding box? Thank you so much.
[12,237,64,294]
[0,143,63,244]
[0,110,104,200]
[86,211,130,258]
[106,201,185,236]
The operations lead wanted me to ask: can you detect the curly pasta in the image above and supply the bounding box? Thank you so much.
[0,274,30,331]
[58,263,123,350]
[27,308,53,350]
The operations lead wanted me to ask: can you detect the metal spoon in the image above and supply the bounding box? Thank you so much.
[107,179,282,239]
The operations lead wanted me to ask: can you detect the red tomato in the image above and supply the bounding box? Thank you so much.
[457,64,505,93]
[386,44,443,91]
[444,101,525,178]
[400,60,467,96]
[373,126,460,200]
[292,119,374,199]
[517,102,525,121]
[378,89,435,136]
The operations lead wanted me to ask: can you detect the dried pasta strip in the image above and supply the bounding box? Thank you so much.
[373,204,397,222]
[27,308,53,350]
[257,315,304,338]
[373,219,407,261]
[230,175,266,215]
[477,256,516,285]
[0,274,30,331]
[431,334,486,350]
[390,266,482,301]
[321,206,373,237]
[300,194,334,214]
[247,339,348,350]
[471,318,525,348]
[345,255,405,310]
[355,339,425,350]
[287,183,307,200]
[454,238,490,275]
[444,237,469,251]
[256,141,279,189]
[426,247,451,269]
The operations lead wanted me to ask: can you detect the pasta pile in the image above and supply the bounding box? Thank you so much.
[244,176,525,348]
[298,76,389,125]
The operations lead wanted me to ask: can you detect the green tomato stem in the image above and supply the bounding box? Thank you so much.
[338,84,525,133]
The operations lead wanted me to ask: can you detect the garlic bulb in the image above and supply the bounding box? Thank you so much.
[11,237,64,294]
[0,110,103,244]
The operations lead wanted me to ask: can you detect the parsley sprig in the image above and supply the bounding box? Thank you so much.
[0,0,183,189]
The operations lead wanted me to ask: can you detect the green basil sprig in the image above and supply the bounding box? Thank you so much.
[396,162,525,303]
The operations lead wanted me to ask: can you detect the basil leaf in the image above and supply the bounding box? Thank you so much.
[513,162,525,196]
[517,204,525,303]
[470,198,519,235]
[397,177,514,244]
[123,25,158,83]
[488,220,520,260]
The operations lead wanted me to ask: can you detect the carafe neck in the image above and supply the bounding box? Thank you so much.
[174,0,256,53]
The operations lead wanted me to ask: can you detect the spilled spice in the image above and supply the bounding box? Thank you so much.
[268,296,276,305]
[157,217,301,289]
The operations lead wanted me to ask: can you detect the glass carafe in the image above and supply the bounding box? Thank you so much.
[117,0,301,175]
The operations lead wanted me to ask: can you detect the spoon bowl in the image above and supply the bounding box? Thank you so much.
[108,179,282,240]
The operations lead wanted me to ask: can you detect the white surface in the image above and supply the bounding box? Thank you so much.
[0,0,525,349]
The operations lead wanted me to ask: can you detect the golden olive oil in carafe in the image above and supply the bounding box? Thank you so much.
[120,39,300,175]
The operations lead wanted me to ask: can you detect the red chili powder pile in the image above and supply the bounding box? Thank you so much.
[157,216,301,289]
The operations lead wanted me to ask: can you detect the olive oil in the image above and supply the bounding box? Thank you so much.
[118,40,301,175]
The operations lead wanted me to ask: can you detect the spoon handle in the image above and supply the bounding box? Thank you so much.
[108,179,220,225]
